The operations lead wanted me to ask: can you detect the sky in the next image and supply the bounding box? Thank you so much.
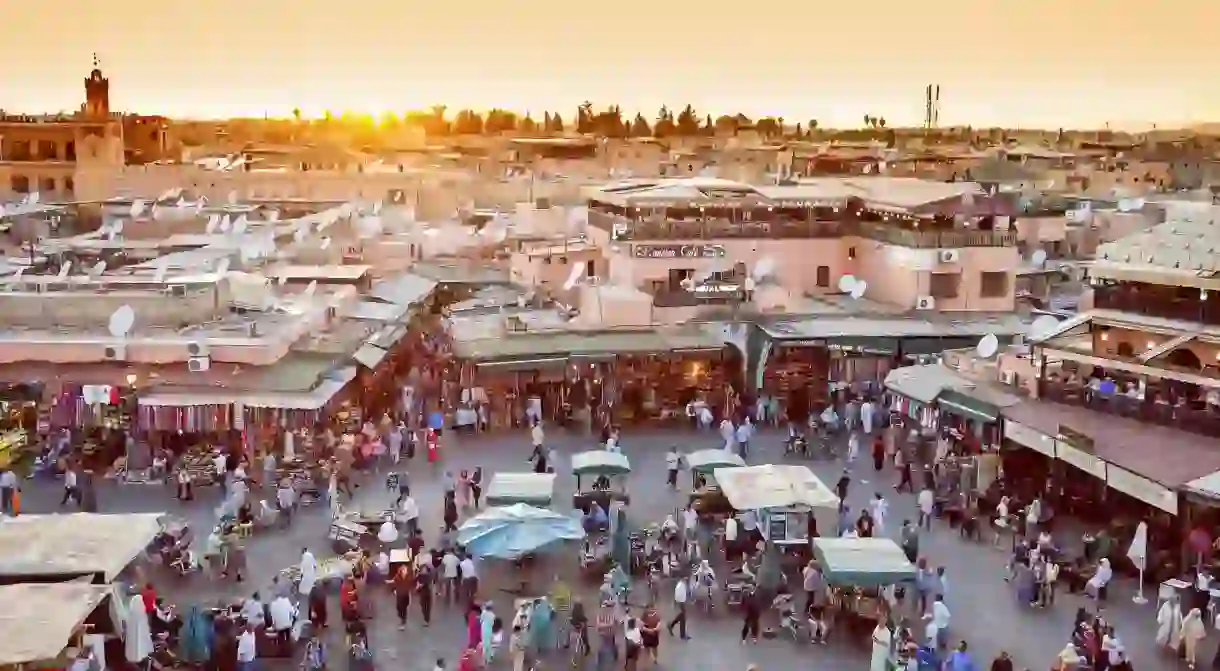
[4,0,1219,129]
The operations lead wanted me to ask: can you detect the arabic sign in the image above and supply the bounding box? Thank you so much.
[632,244,727,259]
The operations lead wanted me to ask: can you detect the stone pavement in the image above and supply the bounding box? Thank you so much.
[16,427,1189,671]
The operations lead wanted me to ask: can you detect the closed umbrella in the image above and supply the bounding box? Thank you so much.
[124,595,153,663]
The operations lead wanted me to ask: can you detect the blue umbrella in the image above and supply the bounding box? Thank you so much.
[457,503,586,560]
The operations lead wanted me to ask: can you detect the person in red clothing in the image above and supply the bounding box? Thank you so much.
[140,583,157,613]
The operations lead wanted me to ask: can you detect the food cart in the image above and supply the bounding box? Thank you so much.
[713,464,840,547]
[571,450,631,510]
[485,472,557,508]
[685,450,745,517]
[811,537,916,646]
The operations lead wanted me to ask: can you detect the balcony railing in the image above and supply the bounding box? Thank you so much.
[1040,381,1220,439]
[589,211,1017,248]
[1093,287,1220,327]
[651,289,741,308]
[856,222,1018,249]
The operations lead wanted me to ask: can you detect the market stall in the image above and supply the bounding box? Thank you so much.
[685,450,746,517]
[571,450,631,509]
[713,464,840,544]
[0,583,114,668]
[485,472,557,508]
[811,537,915,647]
[0,513,163,584]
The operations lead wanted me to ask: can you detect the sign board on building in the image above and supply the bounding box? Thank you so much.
[632,244,727,259]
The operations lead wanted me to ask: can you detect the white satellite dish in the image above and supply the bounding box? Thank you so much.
[837,275,858,293]
[152,204,168,221]
[205,214,220,234]
[27,192,40,205]
[57,262,72,279]
[850,280,868,299]
[1028,314,1061,341]
[1031,249,1048,266]
[112,219,125,234]
[976,333,1000,359]
[108,304,135,338]
[153,259,168,283]
[216,258,231,276]
[227,191,238,205]
[267,210,280,222]
[680,276,695,291]
[302,280,318,298]
[293,228,307,243]
[176,197,188,208]
[277,275,288,286]
[320,237,332,250]
[751,256,778,283]
[372,200,383,215]
[233,215,249,235]
[562,263,585,291]
[130,199,147,218]
[89,260,107,277]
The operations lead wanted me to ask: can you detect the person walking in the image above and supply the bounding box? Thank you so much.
[393,564,413,630]
[0,467,17,516]
[415,564,434,626]
[739,589,761,644]
[61,463,80,507]
[667,575,690,639]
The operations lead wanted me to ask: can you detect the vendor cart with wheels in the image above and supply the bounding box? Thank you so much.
[571,450,631,511]
[485,472,557,508]
[810,537,916,649]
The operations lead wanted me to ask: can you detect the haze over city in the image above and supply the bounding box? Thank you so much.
[5,0,1219,128]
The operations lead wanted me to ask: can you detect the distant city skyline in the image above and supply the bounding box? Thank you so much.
[4,0,1218,129]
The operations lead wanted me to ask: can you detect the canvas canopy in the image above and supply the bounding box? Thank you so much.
[571,450,631,476]
[712,464,839,511]
[812,537,916,587]
[485,472,556,507]
[0,583,111,665]
[685,449,745,474]
[0,513,163,582]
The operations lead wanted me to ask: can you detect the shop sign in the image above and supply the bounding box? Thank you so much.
[632,244,727,259]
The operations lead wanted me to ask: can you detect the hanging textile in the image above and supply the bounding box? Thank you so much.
[138,404,234,433]
[242,406,322,432]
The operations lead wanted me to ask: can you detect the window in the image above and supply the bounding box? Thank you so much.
[586,260,595,278]
[847,246,857,260]
[64,141,76,161]
[929,272,961,299]
[979,271,1009,298]
[816,266,830,287]
[39,177,56,194]
[64,177,74,195]
[10,175,29,193]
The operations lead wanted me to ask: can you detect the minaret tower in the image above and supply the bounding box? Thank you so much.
[83,53,110,118]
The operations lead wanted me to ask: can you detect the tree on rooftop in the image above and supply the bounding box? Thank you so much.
[654,106,675,137]
[733,113,752,127]
[756,117,780,138]
[576,101,595,134]
[630,113,651,137]
[676,104,700,135]
[714,115,738,134]
[453,109,484,135]
[549,112,564,133]
[594,106,626,137]
[292,108,302,122]
[519,112,539,134]
[485,109,518,134]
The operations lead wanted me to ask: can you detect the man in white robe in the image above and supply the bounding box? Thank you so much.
[298,548,318,596]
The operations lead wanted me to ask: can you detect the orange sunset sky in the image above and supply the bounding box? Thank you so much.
[3,0,1218,128]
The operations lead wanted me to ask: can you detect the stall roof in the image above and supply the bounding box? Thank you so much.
[0,513,163,581]
[455,328,723,361]
[884,364,972,404]
[713,464,839,510]
[267,265,372,281]
[1002,400,1220,488]
[0,583,112,666]
[685,449,745,473]
[812,538,917,586]
[571,450,631,476]
[340,300,411,323]
[761,313,1030,342]
[486,472,557,507]
[368,272,438,308]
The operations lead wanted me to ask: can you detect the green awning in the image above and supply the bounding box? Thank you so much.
[937,389,1000,423]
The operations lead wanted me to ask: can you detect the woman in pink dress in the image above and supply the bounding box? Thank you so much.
[457,470,472,510]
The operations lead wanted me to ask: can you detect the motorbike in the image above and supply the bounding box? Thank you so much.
[771,594,813,643]
[784,434,809,457]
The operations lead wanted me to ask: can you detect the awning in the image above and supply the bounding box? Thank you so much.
[713,464,839,511]
[476,357,567,372]
[1107,464,1177,515]
[811,538,916,587]
[937,389,1000,423]
[1186,471,1220,502]
[883,364,969,404]
[0,584,112,665]
[352,343,389,370]
[1002,419,1056,457]
[825,337,898,355]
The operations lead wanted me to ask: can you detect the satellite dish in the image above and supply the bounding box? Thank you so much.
[837,275,858,293]
[1031,249,1048,266]
[320,237,332,250]
[57,262,72,279]
[176,197,188,208]
[153,259,168,283]
[266,210,280,222]
[1028,314,1061,340]
[562,263,585,291]
[89,260,107,277]
[293,228,307,243]
[130,199,147,218]
[108,304,135,338]
[751,256,778,282]
[152,204,168,221]
[112,219,125,234]
[27,192,40,205]
[233,215,249,234]
[372,200,383,215]
[302,280,318,298]
[277,275,288,286]
[976,333,1000,359]
[216,258,231,276]
[850,280,868,299]
[205,214,220,234]
[680,276,695,291]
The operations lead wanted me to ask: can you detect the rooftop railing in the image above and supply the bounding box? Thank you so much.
[1040,379,1220,439]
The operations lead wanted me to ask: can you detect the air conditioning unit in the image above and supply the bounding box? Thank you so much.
[167,284,187,297]
[186,342,209,357]
[938,249,961,263]
[1001,369,1017,385]
[915,295,936,310]
[104,345,127,360]
[188,356,211,372]
[246,323,259,337]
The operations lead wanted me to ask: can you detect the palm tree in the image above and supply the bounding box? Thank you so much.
[291,108,301,122]
[863,114,872,128]
[430,105,447,122]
